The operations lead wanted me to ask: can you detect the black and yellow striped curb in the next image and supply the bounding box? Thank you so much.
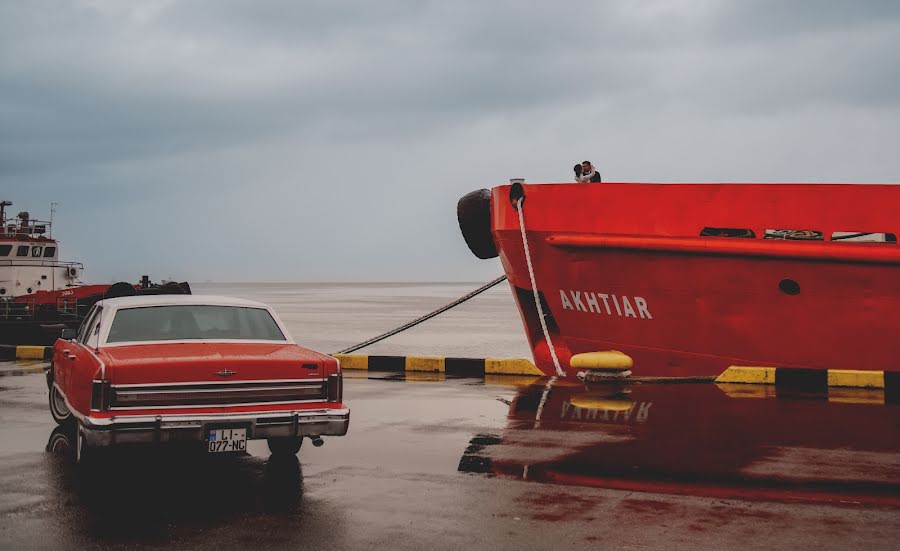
[0,345,52,361]
[332,355,543,377]
[716,366,899,403]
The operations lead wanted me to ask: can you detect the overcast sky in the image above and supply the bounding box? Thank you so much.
[2,0,899,283]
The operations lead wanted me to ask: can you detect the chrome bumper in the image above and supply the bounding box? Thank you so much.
[80,408,350,447]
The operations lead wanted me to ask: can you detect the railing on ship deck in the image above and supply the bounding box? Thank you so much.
[55,297,82,318]
[0,297,84,320]
[0,298,35,320]
[0,260,84,268]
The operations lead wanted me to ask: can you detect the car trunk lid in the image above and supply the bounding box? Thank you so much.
[99,342,331,409]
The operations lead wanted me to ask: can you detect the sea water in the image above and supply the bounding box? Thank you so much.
[192,282,531,359]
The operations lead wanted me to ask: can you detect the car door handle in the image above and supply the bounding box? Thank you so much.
[62,349,76,360]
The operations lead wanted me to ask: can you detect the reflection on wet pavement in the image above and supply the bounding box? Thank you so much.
[2,368,898,550]
[459,379,900,505]
[44,426,305,540]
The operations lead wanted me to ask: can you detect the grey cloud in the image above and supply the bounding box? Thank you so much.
[2,0,899,282]
[709,0,900,41]
[0,1,693,171]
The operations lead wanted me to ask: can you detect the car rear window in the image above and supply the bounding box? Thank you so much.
[107,305,287,343]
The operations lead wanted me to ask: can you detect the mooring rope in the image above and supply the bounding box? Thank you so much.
[515,197,565,377]
[334,275,508,355]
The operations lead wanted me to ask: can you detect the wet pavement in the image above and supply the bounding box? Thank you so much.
[1,363,898,550]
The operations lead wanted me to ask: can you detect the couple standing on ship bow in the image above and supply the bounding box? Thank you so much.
[573,160,601,183]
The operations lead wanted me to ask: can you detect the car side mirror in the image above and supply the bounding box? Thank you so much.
[61,328,76,341]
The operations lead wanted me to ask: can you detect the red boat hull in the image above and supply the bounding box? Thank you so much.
[1,282,191,346]
[489,183,900,378]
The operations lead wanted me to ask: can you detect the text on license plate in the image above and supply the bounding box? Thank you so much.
[207,428,247,453]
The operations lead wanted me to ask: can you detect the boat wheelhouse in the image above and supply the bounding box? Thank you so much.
[0,200,83,299]
[0,200,191,345]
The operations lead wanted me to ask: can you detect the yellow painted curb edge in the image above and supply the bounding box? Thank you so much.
[715,366,776,385]
[485,358,542,376]
[716,365,890,390]
[331,354,541,376]
[333,354,368,370]
[406,356,445,372]
[827,369,884,389]
[16,346,51,360]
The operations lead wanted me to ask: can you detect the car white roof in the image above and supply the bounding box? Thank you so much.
[95,294,271,310]
[89,294,294,347]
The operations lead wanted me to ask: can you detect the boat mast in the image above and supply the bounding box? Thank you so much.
[49,202,57,238]
[0,201,10,233]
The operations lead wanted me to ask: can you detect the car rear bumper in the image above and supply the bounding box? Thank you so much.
[79,408,350,447]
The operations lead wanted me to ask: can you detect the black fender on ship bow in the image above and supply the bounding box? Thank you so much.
[457,189,499,260]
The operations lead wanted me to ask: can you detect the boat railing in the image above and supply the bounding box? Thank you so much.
[55,297,82,318]
[0,298,35,320]
[0,296,85,320]
[0,260,84,269]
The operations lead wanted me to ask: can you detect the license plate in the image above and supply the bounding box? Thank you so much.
[207,428,247,453]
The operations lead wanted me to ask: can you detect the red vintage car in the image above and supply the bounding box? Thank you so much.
[47,295,348,463]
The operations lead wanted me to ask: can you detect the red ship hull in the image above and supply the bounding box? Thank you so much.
[482,183,900,378]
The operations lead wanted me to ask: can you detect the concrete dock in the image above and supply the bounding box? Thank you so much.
[0,362,897,550]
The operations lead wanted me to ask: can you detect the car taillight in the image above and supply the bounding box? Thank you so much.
[327,373,343,403]
[90,380,112,411]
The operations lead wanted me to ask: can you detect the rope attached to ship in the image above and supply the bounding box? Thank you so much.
[514,196,566,378]
[334,275,508,355]
[337,185,566,380]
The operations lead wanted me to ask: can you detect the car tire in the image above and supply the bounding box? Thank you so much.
[267,437,303,455]
[49,384,73,426]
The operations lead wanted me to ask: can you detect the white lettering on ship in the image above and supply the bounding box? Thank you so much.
[559,289,652,319]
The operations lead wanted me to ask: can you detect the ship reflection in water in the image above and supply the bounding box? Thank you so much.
[460,379,900,505]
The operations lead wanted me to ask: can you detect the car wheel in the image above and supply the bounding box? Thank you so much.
[49,384,73,426]
[267,437,303,455]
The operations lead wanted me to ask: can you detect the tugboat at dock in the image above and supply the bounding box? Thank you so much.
[0,200,190,345]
